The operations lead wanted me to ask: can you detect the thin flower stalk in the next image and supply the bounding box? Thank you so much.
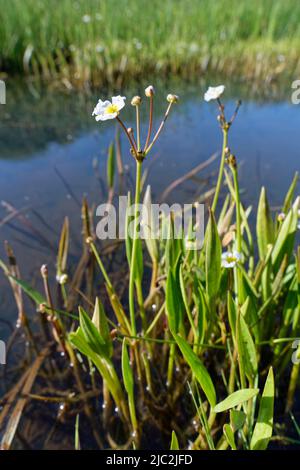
[211,126,228,212]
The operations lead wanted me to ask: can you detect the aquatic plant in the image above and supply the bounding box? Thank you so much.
[0,84,300,450]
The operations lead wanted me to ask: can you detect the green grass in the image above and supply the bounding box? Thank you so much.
[1,0,300,85]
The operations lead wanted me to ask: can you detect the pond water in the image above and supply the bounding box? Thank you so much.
[0,79,299,333]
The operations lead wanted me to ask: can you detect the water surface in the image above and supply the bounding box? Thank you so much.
[0,80,299,332]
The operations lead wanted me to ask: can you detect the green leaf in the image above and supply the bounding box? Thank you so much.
[256,187,274,260]
[56,216,69,280]
[142,185,158,263]
[107,142,115,189]
[9,275,45,306]
[227,291,237,339]
[223,424,236,450]
[122,340,134,396]
[170,430,179,450]
[236,312,258,382]
[79,306,108,358]
[205,210,221,301]
[92,297,113,358]
[165,215,183,271]
[230,409,246,432]
[214,388,259,413]
[272,197,299,272]
[166,255,184,334]
[69,327,126,416]
[173,333,216,407]
[250,367,274,450]
[282,172,299,214]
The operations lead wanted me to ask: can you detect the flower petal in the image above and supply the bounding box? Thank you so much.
[111,95,126,111]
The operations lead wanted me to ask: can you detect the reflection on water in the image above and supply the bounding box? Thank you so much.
[0,79,299,329]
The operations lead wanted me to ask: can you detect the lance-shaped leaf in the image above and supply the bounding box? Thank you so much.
[122,340,134,397]
[230,409,246,432]
[250,367,274,450]
[214,388,259,413]
[166,255,184,334]
[142,185,158,263]
[92,297,113,358]
[56,216,69,281]
[69,327,127,418]
[227,291,237,339]
[107,142,115,189]
[205,210,221,301]
[170,430,179,450]
[282,172,298,214]
[173,333,216,407]
[79,306,108,358]
[272,197,300,272]
[236,312,258,383]
[8,275,45,306]
[223,424,236,450]
[256,187,274,260]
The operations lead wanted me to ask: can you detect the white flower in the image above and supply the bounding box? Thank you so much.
[82,14,91,23]
[204,85,225,102]
[92,96,126,121]
[298,223,300,230]
[277,212,286,222]
[221,250,241,268]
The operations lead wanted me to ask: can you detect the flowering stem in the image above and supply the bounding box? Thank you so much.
[211,127,228,213]
[145,102,172,155]
[116,116,137,155]
[89,240,112,288]
[135,106,141,151]
[129,159,143,336]
[231,162,243,304]
[144,95,153,152]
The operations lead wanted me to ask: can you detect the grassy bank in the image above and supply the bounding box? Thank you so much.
[1,0,300,86]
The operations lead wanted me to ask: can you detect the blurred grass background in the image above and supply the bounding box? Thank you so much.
[0,0,300,86]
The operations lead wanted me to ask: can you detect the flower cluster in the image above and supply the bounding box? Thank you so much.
[92,86,179,161]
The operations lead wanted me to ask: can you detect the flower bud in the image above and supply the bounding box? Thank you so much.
[56,273,68,285]
[127,127,134,134]
[40,264,48,278]
[131,96,142,106]
[277,212,286,222]
[145,85,155,97]
[167,94,179,104]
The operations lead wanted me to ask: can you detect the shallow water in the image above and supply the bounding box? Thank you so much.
[0,79,299,333]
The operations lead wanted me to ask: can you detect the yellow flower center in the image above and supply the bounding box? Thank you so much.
[226,256,237,263]
[105,104,119,114]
